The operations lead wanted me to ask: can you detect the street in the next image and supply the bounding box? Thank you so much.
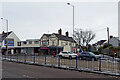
[2,61,119,78]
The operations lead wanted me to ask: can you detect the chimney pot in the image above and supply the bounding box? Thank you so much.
[66,31,69,37]
[2,31,5,35]
[58,28,62,35]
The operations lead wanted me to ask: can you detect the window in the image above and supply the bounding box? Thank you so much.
[52,41,54,46]
[17,42,21,46]
[66,42,68,45]
[69,43,71,45]
[29,41,32,44]
[23,41,27,44]
[34,41,39,44]
[42,41,47,46]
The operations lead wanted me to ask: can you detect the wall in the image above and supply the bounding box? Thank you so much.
[109,38,119,47]
[49,34,58,46]
[2,31,20,48]
[21,41,40,47]
[40,35,49,46]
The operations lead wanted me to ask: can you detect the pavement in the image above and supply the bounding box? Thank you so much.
[2,61,119,78]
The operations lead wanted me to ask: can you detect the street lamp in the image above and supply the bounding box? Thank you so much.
[1,18,8,56]
[67,3,75,52]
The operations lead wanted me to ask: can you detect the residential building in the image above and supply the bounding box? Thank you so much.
[109,36,120,47]
[40,29,76,55]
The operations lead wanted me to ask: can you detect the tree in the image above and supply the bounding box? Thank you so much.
[74,28,96,47]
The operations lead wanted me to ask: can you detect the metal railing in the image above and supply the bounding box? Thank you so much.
[2,53,120,76]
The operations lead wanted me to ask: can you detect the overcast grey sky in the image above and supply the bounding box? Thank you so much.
[0,2,118,44]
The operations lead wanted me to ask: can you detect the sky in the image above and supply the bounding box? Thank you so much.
[0,1,118,44]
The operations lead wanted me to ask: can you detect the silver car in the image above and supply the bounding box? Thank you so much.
[59,51,78,59]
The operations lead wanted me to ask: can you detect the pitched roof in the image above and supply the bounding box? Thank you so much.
[53,33,76,42]
[0,31,12,41]
[97,40,106,45]
[44,34,51,38]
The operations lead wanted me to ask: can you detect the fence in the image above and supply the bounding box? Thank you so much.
[2,53,120,76]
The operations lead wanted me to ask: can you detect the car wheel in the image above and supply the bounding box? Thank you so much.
[69,56,72,60]
[92,58,95,61]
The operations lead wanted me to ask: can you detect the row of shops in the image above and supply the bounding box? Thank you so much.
[1,46,63,55]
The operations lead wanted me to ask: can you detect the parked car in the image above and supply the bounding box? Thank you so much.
[77,52,101,61]
[58,51,78,59]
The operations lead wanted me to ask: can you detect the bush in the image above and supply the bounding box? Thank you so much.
[98,46,103,54]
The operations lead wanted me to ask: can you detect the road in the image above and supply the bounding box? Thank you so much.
[2,61,119,78]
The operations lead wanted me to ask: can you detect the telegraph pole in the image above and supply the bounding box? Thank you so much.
[107,27,110,55]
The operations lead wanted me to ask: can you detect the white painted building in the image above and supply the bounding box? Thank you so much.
[0,31,20,54]
[109,37,120,47]
[19,39,40,54]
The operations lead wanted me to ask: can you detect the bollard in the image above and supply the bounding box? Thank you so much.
[10,54,11,61]
[45,54,46,64]
[24,53,26,63]
[17,54,18,62]
[76,56,78,69]
[118,59,120,75]
[58,55,60,67]
[99,57,101,71]
[33,53,35,64]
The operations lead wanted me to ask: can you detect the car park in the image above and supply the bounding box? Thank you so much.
[77,52,101,61]
[58,51,78,59]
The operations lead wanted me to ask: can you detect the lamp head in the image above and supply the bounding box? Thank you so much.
[67,3,70,5]
[1,18,3,19]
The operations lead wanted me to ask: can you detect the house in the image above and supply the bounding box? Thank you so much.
[109,36,120,47]
[40,29,76,55]
[0,31,20,54]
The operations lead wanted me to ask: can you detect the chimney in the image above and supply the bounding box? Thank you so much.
[110,35,113,39]
[58,28,62,35]
[66,31,69,37]
[2,31,5,35]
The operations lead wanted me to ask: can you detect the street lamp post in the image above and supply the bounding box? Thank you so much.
[67,3,75,52]
[1,18,8,58]
[107,27,110,55]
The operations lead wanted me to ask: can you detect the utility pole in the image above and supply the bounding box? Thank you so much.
[107,27,110,55]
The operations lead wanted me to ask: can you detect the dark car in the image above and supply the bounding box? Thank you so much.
[77,52,101,61]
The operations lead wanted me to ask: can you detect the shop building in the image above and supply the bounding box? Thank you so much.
[0,31,20,54]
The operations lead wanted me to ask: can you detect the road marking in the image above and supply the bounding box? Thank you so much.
[23,75,33,78]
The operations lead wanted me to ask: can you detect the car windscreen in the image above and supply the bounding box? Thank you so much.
[88,52,95,56]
